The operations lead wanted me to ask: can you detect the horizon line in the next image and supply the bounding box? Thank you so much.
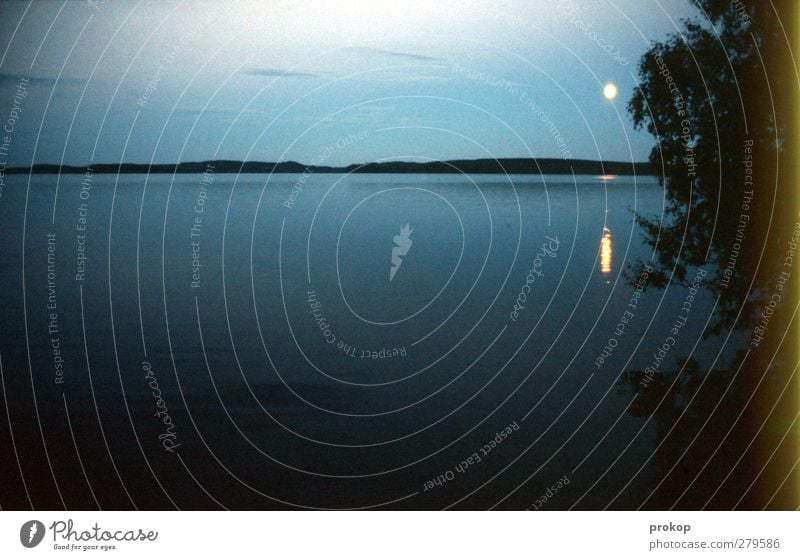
[5,156,657,176]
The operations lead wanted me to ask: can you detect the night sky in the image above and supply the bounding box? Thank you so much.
[0,0,697,167]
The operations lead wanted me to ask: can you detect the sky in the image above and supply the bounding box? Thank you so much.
[0,0,699,167]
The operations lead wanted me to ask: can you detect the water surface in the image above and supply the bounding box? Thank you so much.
[0,172,741,509]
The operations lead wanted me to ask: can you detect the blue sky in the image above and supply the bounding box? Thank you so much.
[0,0,698,166]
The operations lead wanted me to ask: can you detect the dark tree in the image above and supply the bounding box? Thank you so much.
[623,0,798,509]
[628,0,794,336]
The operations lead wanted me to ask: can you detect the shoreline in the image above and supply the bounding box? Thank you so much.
[3,157,657,176]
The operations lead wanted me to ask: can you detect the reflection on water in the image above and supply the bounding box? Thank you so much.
[600,226,612,275]
[4,172,725,510]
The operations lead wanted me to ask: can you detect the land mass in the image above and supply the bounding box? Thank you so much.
[6,158,656,176]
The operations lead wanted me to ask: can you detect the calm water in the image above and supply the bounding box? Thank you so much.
[0,172,742,509]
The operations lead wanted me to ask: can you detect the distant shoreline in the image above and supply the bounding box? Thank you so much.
[5,158,657,176]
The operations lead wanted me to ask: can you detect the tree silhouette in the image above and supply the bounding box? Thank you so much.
[628,0,793,336]
[622,0,797,509]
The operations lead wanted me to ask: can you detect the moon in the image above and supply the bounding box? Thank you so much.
[603,82,618,100]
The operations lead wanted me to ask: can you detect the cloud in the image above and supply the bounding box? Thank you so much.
[345,72,451,84]
[241,67,316,78]
[345,47,438,62]
[0,72,86,87]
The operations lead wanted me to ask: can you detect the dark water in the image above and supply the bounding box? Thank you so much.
[0,172,744,509]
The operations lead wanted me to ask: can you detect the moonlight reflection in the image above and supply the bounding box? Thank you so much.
[600,226,612,275]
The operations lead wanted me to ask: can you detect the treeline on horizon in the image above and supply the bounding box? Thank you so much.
[6,158,656,176]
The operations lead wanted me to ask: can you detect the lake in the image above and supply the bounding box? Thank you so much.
[0,171,743,509]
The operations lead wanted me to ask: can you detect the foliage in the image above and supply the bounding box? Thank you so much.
[627,0,792,335]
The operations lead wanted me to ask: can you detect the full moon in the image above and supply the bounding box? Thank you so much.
[603,82,618,100]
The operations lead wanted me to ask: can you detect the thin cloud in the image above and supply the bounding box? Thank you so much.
[241,67,316,78]
[345,47,438,62]
[0,72,86,87]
